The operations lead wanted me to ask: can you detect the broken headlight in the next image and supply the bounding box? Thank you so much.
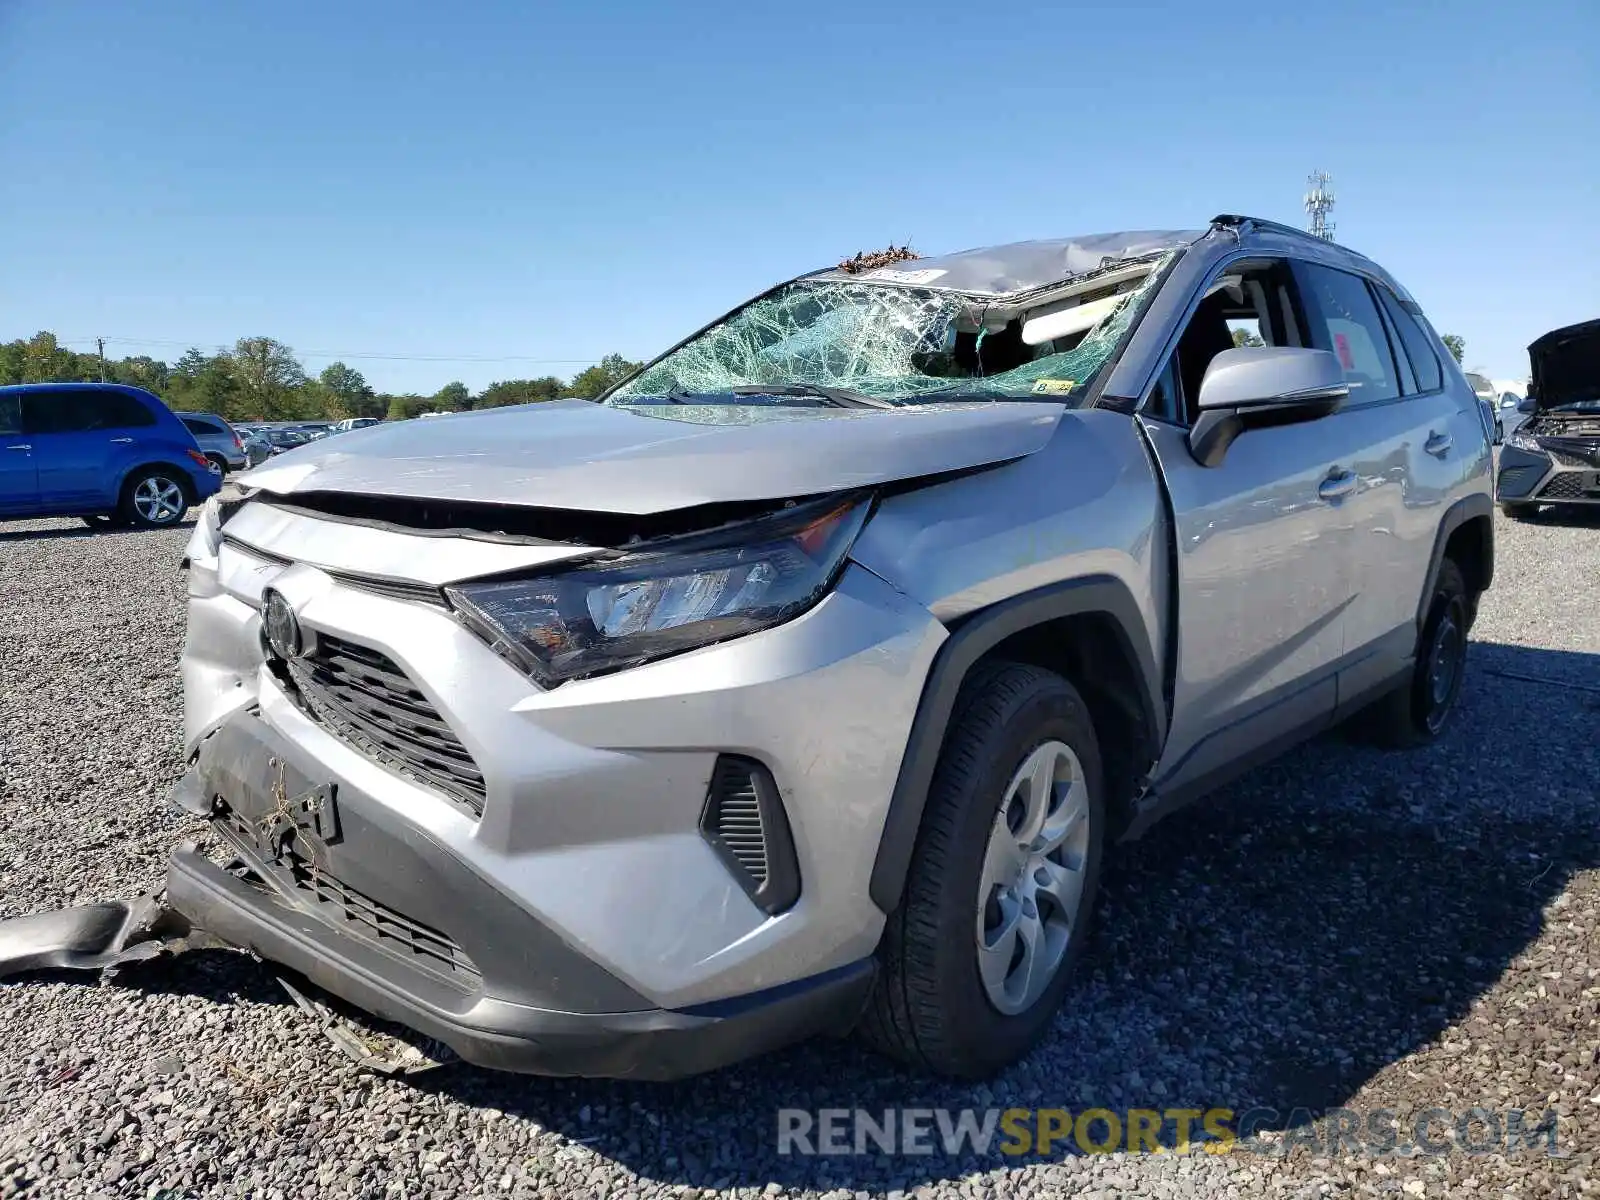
[445,495,871,686]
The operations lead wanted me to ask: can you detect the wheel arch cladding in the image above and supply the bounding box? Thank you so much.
[1420,493,1494,630]
[868,576,1163,915]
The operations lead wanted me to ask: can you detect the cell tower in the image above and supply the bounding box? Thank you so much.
[1305,171,1336,241]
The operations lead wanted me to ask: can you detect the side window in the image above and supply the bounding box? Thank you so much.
[1145,356,1183,424]
[23,390,91,434]
[1376,290,1443,394]
[1293,263,1402,407]
[1145,259,1306,426]
[96,390,157,429]
[182,416,219,436]
[0,394,20,435]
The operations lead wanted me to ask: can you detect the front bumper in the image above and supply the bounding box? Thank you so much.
[1497,442,1600,504]
[165,710,874,1078]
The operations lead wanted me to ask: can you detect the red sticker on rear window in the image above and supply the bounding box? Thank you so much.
[1334,332,1355,370]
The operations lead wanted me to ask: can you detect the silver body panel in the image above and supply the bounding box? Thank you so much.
[176,216,1493,1026]
[237,398,1065,515]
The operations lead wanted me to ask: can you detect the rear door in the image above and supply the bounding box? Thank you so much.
[0,392,38,513]
[1291,263,1476,704]
[25,388,159,510]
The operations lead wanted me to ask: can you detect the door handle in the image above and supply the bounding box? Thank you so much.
[5,443,30,451]
[109,436,134,444]
[1318,469,1358,501]
[1424,431,1453,458]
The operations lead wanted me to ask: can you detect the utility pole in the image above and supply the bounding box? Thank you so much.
[96,338,107,382]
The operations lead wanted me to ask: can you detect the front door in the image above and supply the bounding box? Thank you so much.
[1137,258,1359,793]
[0,392,38,513]
[24,387,151,510]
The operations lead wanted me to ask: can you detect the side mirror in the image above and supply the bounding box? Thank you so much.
[1188,347,1349,467]
[1517,396,1538,414]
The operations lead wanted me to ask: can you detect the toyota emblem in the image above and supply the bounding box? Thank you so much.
[262,589,309,660]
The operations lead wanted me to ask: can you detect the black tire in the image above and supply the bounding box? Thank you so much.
[79,514,123,531]
[204,453,229,477]
[1359,559,1470,748]
[858,661,1105,1079]
[1500,502,1536,520]
[118,468,191,529]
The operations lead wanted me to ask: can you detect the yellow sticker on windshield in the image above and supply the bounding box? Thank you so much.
[1031,378,1077,395]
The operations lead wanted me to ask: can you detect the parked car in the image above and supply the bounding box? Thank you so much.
[175,410,248,474]
[1496,317,1600,518]
[1465,372,1500,443]
[238,429,274,467]
[332,417,381,433]
[1495,390,1530,439]
[261,428,313,455]
[0,383,222,528]
[169,215,1492,1081]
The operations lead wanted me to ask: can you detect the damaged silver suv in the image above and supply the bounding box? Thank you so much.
[170,216,1493,1080]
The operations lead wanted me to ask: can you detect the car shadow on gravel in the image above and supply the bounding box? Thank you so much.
[402,641,1600,1193]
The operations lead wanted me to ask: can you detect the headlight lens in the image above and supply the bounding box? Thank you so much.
[1505,427,1542,453]
[446,494,872,685]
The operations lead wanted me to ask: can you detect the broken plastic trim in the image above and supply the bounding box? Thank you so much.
[0,893,216,980]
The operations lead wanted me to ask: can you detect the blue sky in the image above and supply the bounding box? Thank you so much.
[1,0,1594,394]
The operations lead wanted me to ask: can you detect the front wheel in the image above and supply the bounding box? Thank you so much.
[858,662,1104,1078]
[119,470,189,529]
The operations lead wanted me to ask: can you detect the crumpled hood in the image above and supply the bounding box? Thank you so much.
[238,398,1064,514]
[1528,318,1600,411]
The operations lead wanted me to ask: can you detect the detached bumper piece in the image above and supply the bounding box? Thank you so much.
[0,894,206,979]
[162,708,873,1079]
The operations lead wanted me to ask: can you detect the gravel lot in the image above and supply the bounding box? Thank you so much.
[2,503,1597,1199]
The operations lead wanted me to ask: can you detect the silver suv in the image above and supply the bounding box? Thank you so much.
[170,216,1493,1080]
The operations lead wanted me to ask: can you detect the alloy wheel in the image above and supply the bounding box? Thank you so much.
[133,476,185,525]
[975,739,1092,1016]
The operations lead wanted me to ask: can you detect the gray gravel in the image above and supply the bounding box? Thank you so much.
[2,503,1598,1199]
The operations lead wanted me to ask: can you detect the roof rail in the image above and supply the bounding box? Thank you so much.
[1209,213,1324,244]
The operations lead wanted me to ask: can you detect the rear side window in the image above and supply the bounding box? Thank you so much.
[26,389,158,433]
[182,416,222,436]
[1293,263,1402,407]
[1375,289,1443,394]
[0,394,19,435]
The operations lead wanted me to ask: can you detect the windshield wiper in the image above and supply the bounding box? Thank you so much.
[730,383,898,411]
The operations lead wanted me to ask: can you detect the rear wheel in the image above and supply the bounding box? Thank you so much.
[858,662,1104,1078]
[119,470,190,529]
[1360,559,1470,748]
[204,453,229,477]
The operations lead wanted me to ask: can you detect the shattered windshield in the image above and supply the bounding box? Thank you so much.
[607,259,1168,407]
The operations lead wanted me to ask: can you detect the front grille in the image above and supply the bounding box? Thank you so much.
[1547,447,1596,469]
[285,635,487,816]
[216,804,481,987]
[1538,472,1597,501]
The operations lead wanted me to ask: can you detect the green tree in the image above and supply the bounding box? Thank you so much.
[171,348,210,380]
[477,377,564,408]
[320,362,377,419]
[1230,328,1265,349]
[566,353,641,400]
[434,381,471,411]
[384,393,434,420]
[232,337,308,418]
[1441,334,1465,363]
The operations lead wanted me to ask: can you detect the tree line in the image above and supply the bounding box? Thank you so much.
[0,332,643,422]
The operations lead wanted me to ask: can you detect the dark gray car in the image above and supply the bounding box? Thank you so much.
[175,411,247,474]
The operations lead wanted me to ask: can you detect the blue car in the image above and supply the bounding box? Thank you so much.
[0,382,222,529]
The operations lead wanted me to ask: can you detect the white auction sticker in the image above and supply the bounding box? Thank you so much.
[864,267,948,284]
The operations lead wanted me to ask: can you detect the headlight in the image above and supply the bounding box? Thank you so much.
[445,494,872,686]
[1505,427,1542,453]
